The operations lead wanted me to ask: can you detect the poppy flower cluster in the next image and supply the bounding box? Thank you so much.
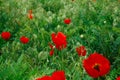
[49,32,67,56]
[0,32,29,44]
[36,70,66,80]
[0,7,113,79]
[48,31,111,79]
[83,52,110,78]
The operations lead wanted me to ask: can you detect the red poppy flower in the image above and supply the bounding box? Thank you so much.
[28,10,33,19]
[83,52,110,78]
[20,36,29,44]
[36,76,52,80]
[28,13,33,19]
[36,70,66,80]
[48,43,55,56]
[52,70,66,80]
[116,76,120,80]
[64,18,71,24]
[49,49,54,56]
[49,43,54,50]
[51,32,67,50]
[76,46,86,56]
[1,32,11,40]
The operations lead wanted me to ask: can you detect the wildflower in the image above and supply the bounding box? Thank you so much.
[104,21,106,24]
[83,52,110,78]
[51,32,67,50]
[20,36,29,44]
[80,34,84,38]
[49,50,54,56]
[116,76,120,80]
[36,76,52,80]
[48,43,55,56]
[1,32,11,40]
[36,70,66,80]
[76,46,86,56]
[28,10,33,19]
[49,32,67,56]
[64,18,71,24]
[52,70,66,80]
[28,14,33,19]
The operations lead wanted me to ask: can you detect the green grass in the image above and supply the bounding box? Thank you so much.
[0,0,120,80]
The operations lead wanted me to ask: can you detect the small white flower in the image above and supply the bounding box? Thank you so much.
[104,21,106,24]
[80,34,84,38]
[57,25,61,29]
[53,46,56,49]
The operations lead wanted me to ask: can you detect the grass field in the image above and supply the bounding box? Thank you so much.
[0,0,120,80]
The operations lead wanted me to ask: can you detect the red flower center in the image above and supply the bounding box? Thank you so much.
[93,64,100,72]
